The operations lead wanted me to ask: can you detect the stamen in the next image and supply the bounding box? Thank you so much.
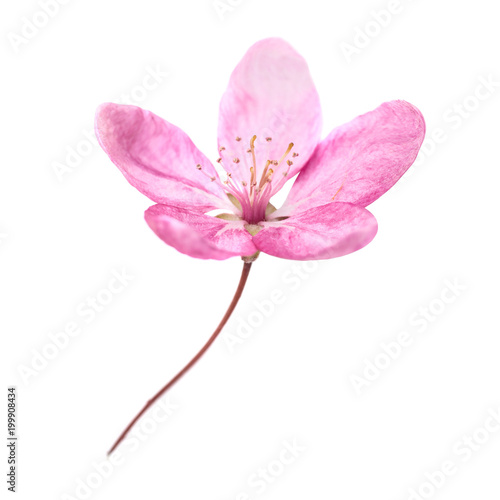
[200,135,297,225]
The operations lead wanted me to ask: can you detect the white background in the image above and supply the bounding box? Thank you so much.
[2,1,500,499]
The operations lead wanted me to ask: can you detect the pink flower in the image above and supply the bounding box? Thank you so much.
[95,38,425,262]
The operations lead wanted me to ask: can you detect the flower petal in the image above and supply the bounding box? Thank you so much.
[280,101,425,215]
[96,103,227,212]
[253,202,377,261]
[144,204,257,260]
[218,38,322,189]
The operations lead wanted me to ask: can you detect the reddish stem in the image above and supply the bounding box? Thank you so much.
[107,261,253,455]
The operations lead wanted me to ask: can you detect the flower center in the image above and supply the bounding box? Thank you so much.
[196,135,298,224]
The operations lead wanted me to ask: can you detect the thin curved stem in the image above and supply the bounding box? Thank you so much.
[107,261,253,455]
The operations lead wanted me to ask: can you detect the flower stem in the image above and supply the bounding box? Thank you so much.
[107,261,253,455]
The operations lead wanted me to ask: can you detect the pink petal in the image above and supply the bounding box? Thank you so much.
[144,205,257,260]
[253,202,377,261]
[218,38,322,189]
[96,103,227,212]
[280,101,425,215]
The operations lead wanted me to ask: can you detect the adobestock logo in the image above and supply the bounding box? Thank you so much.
[247,439,306,495]
[51,65,169,183]
[17,268,134,385]
[60,396,179,500]
[8,0,72,54]
[340,0,417,63]
[398,73,499,187]
[405,405,500,500]
[224,438,306,500]
[350,277,467,394]
[224,262,319,353]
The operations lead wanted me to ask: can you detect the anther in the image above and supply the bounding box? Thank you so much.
[235,136,241,142]
[196,164,202,170]
[219,146,226,152]
[293,152,299,157]
[287,160,293,166]
[217,158,222,163]
[233,158,240,163]
[266,137,272,142]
